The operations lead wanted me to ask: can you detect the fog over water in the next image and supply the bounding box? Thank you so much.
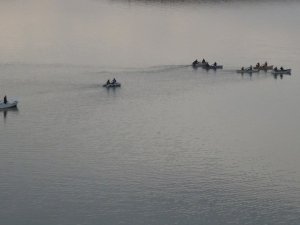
[0,0,300,225]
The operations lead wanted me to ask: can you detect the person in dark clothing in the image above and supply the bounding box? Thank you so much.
[4,95,7,104]
[202,59,206,63]
[192,59,198,66]
[106,79,111,85]
[112,78,116,84]
[280,67,284,70]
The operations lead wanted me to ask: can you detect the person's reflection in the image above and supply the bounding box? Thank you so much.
[280,74,283,79]
[273,74,278,79]
[3,110,7,119]
[2,108,19,121]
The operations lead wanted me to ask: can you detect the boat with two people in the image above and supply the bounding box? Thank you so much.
[103,78,121,88]
[236,65,259,73]
[272,67,291,75]
[254,62,273,71]
[192,59,204,68]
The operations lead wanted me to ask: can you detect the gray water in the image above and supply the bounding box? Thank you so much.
[1,0,300,224]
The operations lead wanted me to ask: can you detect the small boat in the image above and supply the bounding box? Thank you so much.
[272,69,291,74]
[236,69,259,73]
[102,82,121,88]
[0,100,18,109]
[254,65,273,70]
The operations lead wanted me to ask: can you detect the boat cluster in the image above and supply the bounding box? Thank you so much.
[237,62,291,74]
[103,78,121,88]
[192,59,291,75]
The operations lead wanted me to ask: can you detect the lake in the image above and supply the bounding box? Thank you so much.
[0,0,300,224]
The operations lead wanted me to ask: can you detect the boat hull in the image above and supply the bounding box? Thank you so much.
[236,69,259,73]
[203,65,223,69]
[0,101,18,109]
[103,83,121,88]
[192,62,205,68]
[272,69,291,74]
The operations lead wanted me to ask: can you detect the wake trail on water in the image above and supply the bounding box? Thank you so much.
[97,64,190,75]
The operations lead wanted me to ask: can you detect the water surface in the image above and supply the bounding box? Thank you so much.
[0,0,300,224]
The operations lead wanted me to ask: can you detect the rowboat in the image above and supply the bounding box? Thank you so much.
[254,65,273,70]
[272,69,291,74]
[103,82,121,88]
[236,69,259,73]
[0,100,18,109]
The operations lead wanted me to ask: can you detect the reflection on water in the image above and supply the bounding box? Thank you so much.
[1,107,19,121]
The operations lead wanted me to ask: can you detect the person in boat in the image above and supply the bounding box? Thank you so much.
[256,62,260,68]
[280,66,284,71]
[274,67,278,71]
[3,95,7,104]
[106,79,111,85]
[192,59,198,66]
[241,67,244,71]
[264,61,268,67]
[248,65,253,70]
[213,62,217,67]
[202,59,206,63]
[112,78,116,84]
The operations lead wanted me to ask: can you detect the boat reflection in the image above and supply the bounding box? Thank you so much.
[1,107,19,121]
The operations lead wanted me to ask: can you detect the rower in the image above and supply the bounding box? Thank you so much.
[264,61,268,66]
[213,62,217,66]
[280,67,284,71]
[256,62,260,68]
[3,95,7,104]
[112,78,116,84]
[192,59,198,66]
[274,67,278,71]
[241,67,244,71]
[106,79,111,85]
[202,59,206,63]
[249,65,253,70]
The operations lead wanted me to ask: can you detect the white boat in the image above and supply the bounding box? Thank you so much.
[102,82,121,88]
[0,100,18,109]
[236,69,259,73]
[272,69,291,74]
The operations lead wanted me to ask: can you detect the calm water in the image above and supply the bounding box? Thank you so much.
[0,0,300,224]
